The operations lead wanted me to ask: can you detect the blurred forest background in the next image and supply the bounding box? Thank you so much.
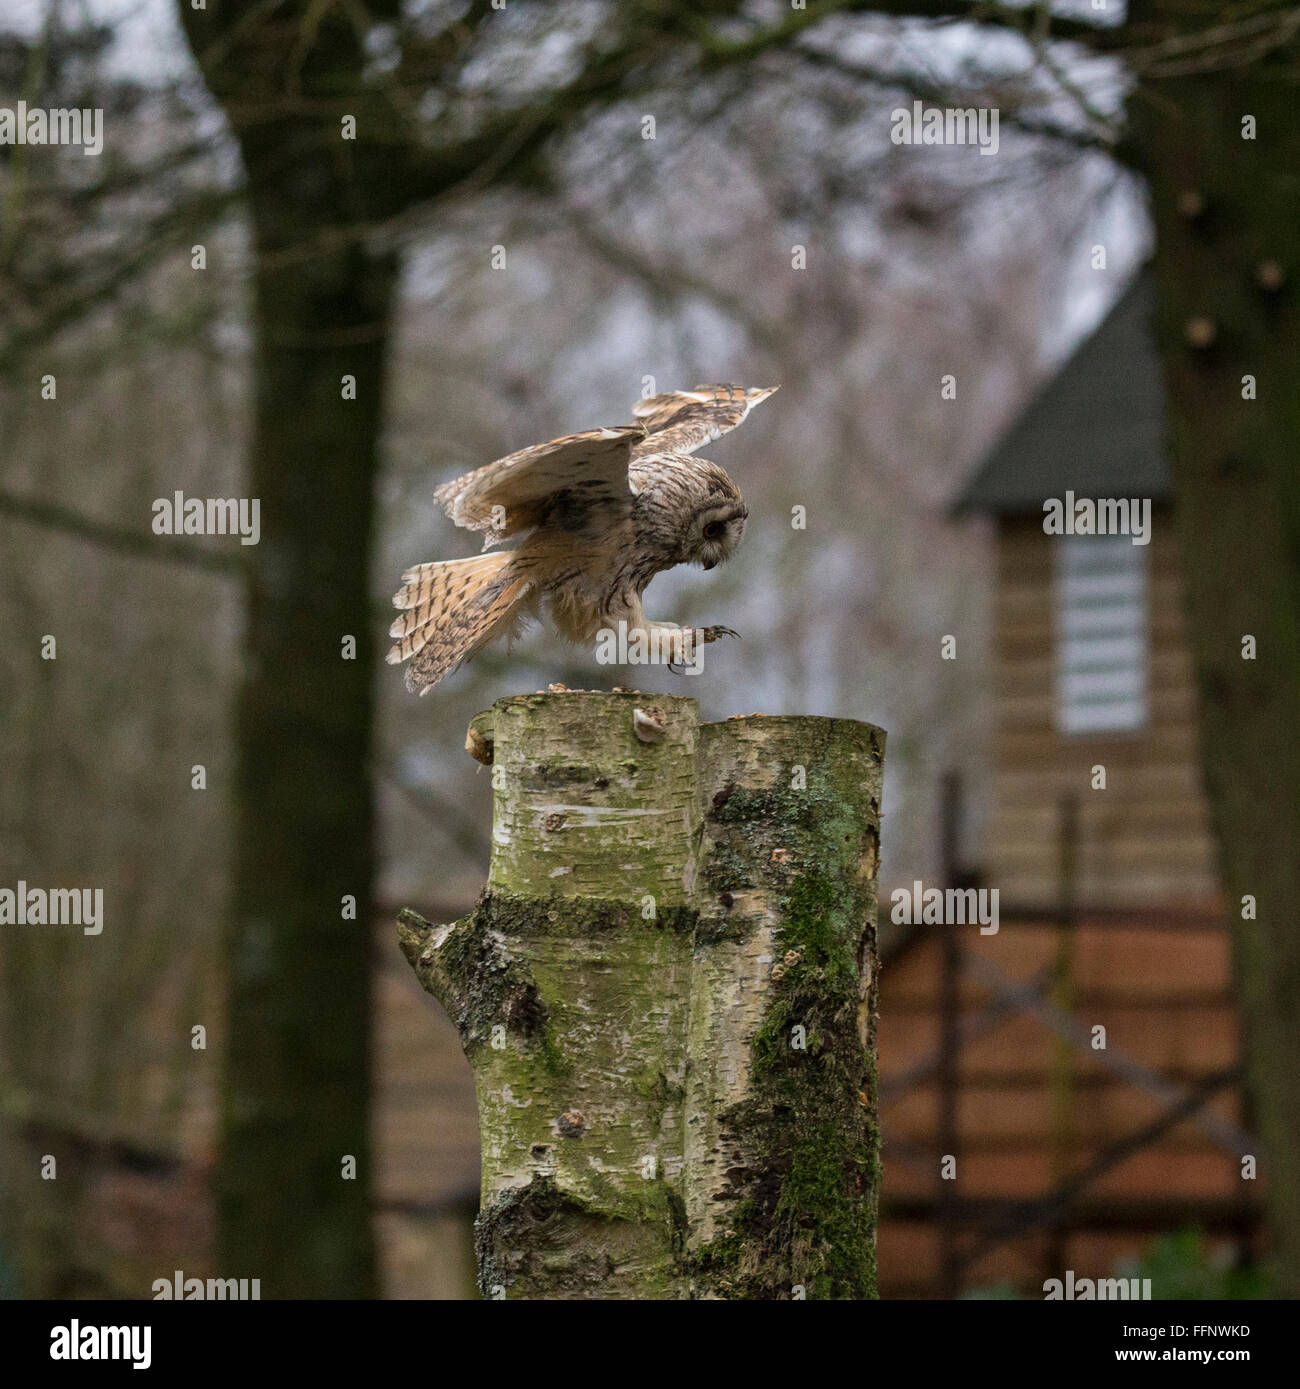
[0,0,1296,1298]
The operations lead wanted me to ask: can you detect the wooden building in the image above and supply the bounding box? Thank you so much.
[956,273,1218,909]
[875,274,1259,1297]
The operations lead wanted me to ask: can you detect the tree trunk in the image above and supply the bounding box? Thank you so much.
[1124,3,1300,1295]
[179,1,403,1296]
[211,232,394,1298]
[400,689,885,1299]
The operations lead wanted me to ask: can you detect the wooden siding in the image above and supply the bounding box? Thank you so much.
[987,514,1220,906]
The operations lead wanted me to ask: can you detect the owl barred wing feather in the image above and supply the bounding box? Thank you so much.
[386,552,533,695]
[388,426,640,694]
[630,383,778,457]
[434,424,644,548]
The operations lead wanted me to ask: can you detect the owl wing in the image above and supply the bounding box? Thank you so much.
[434,424,645,548]
[630,383,778,457]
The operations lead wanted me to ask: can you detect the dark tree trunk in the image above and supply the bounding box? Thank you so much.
[1124,3,1300,1295]
[216,239,395,1298]
[179,1,404,1296]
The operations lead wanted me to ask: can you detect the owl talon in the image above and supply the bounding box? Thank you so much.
[702,625,740,642]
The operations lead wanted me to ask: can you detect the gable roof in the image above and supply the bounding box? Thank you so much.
[953,272,1170,515]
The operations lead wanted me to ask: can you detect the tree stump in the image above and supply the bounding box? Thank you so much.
[399,689,885,1299]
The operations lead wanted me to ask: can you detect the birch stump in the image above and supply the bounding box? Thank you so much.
[398,689,885,1299]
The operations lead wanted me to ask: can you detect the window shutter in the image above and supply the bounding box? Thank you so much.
[1054,534,1148,735]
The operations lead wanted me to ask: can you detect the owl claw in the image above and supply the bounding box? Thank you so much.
[668,626,739,670]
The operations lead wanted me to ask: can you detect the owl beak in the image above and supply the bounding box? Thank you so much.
[702,559,717,571]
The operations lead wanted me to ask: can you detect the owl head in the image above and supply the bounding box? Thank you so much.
[690,497,748,570]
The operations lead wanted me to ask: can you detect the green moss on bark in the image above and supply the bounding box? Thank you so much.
[477,1175,686,1299]
[699,865,880,1299]
[691,719,883,1299]
[476,890,697,938]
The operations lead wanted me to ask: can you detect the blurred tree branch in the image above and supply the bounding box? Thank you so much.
[0,489,244,574]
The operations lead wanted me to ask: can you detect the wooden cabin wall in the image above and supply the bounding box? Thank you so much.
[989,511,1221,908]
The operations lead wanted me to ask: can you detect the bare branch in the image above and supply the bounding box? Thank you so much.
[0,490,244,575]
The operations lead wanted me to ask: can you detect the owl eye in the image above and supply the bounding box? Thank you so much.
[702,521,725,540]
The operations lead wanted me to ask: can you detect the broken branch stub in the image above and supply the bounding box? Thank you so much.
[399,689,885,1299]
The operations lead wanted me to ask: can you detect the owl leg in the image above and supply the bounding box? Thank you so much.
[604,596,737,671]
[638,620,739,673]
[636,620,691,668]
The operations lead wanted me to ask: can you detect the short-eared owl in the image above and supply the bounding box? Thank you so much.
[387,383,777,694]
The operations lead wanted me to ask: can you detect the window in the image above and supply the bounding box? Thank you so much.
[1054,534,1149,735]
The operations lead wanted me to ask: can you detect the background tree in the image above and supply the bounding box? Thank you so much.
[1122,0,1300,1297]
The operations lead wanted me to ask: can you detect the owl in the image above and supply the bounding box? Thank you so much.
[387,383,777,693]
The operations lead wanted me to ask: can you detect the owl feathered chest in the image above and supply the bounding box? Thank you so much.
[505,488,681,648]
[528,493,677,598]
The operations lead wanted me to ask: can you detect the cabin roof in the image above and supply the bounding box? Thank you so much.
[953,273,1170,515]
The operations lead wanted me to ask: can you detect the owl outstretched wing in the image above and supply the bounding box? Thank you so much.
[630,383,778,457]
[434,424,645,548]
